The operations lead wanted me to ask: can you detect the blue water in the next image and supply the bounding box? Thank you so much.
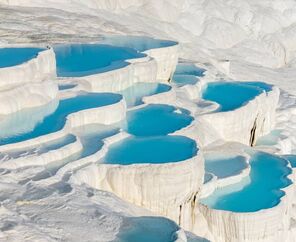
[202,82,264,112]
[125,104,193,136]
[58,84,77,90]
[0,47,45,68]
[119,82,171,107]
[75,124,120,158]
[54,44,145,77]
[0,100,59,140]
[25,126,121,183]
[174,64,205,77]
[0,93,122,145]
[242,81,273,92]
[205,156,247,179]
[101,36,177,52]
[172,74,199,87]
[114,216,178,242]
[283,155,296,168]
[104,135,197,165]
[200,152,292,212]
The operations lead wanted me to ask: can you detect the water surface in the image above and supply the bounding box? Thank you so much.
[54,44,145,77]
[125,104,193,136]
[200,152,292,212]
[0,47,45,68]
[104,135,197,165]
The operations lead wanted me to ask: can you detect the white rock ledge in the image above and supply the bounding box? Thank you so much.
[71,131,204,232]
[198,86,280,146]
[143,43,179,82]
[0,95,126,153]
[0,81,58,116]
[0,47,56,90]
[63,56,158,93]
[197,178,294,242]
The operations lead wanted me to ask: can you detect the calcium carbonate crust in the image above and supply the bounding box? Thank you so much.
[0,35,289,242]
[0,47,56,90]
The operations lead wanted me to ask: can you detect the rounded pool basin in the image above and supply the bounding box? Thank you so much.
[200,152,292,212]
[0,92,122,145]
[174,63,205,77]
[202,82,265,112]
[125,104,193,136]
[0,47,45,68]
[205,155,248,179]
[54,44,145,77]
[104,135,198,165]
[172,74,199,87]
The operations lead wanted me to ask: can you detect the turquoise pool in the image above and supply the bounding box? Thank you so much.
[242,81,273,92]
[101,36,177,52]
[0,93,122,145]
[125,104,193,136]
[172,63,205,87]
[104,135,197,165]
[172,74,199,87]
[54,44,145,77]
[205,156,247,179]
[114,216,178,242]
[174,64,205,77]
[202,82,265,112]
[0,47,45,68]
[119,82,171,107]
[200,152,292,212]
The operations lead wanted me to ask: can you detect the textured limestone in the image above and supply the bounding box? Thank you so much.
[143,43,179,82]
[71,131,205,232]
[0,81,58,116]
[0,96,126,153]
[80,56,158,93]
[0,48,56,90]
[197,182,294,242]
[198,86,280,146]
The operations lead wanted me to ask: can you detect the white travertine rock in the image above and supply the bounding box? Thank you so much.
[71,131,204,232]
[69,56,158,93]
[197,181,294,242]
[0,81,58,116]
[0,96,126,153]
[144,43,179,82]
[66,98,126,128]
[142,87,176,105]
[0,48,56,90]
[0,137,82,169]
[198,86,280,146]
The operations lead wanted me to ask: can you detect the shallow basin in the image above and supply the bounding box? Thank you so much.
[202,82,265,112]
[125,104,193,136]
[200,152,292,212]
[104,135,197,165]
[0,47,45,68]
[54,44,145,77]
[0,93,122,145]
